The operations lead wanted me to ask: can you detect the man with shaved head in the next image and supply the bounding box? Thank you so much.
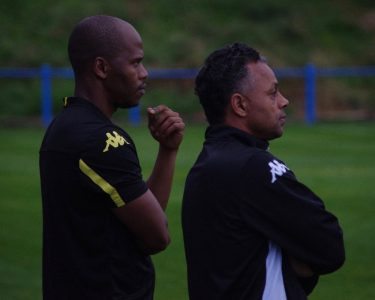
[39,15,184,299]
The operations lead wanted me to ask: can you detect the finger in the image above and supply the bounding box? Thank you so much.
[147,106,161,121]
[157,118,185,138]
[153,114,182,134]
[147,105,168,125]
[150,110,180,131]
[147,107,163,132]
[148,105,169,116]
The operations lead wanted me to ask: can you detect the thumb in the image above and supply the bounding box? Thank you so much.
[147,106,160,119]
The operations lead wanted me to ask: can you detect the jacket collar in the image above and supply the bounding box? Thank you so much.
[205,125,269,150]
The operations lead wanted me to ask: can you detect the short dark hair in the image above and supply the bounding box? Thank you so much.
[195,43,263,125]
[68,15,126,76]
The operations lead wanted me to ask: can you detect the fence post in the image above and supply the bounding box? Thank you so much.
[128,105,141,126]
[40,64,53,127]
[305,63,317,124]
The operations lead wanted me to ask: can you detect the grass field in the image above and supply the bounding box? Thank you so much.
[0,122,374,299]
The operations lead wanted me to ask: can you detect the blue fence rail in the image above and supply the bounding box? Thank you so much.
[1,64,375,126]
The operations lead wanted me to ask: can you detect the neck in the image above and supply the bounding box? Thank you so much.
[74,78,114,118]
[224,117,252,136]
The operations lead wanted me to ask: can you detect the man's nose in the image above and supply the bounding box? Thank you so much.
[279,93,289,108]
[140,64,148,80]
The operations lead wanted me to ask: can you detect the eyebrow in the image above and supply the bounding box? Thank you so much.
[267,82,278,92]
[130,55,144,63]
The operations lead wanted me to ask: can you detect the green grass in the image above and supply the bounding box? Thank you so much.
[0,122,374,299]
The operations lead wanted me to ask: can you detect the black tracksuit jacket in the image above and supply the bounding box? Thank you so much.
[182,125,345,300]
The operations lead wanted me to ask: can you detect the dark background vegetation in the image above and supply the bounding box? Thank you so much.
[0,0,374,124]
[1,0,374,67]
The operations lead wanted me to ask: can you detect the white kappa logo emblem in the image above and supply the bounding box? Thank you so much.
[268,159,289,183]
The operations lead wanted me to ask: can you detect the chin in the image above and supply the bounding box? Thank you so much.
[267,130,284,141]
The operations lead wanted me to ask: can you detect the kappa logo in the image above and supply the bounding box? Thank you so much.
[268,159,289,183]
[103,131,130,152]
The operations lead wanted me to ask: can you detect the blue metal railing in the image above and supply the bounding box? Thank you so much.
[1,64,375,126]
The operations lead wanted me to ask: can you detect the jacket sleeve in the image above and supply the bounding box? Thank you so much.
[238,151,345,275]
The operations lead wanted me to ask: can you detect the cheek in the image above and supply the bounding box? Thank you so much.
[253,104,279,130]
[255,102,276,118]
[125,72,139,88]
[265,102,279,117]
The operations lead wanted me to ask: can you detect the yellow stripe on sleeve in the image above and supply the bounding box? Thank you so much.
[79,159,125,207]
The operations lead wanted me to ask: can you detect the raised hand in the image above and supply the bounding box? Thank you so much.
[147,105,185,150]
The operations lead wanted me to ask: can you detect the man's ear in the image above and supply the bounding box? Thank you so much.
[93,57,109,79]
[230,93,248,117]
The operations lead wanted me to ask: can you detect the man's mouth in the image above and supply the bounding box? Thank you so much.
[280,114,287,124]
[137,84,147,95]
[139,83,147,90]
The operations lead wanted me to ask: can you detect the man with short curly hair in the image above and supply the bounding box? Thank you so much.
[182,43,345,300]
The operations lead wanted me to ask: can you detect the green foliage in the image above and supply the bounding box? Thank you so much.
[0,1,373,120]
[0,0,373,67]
[1,123,375,299]
[0,79,40,116]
